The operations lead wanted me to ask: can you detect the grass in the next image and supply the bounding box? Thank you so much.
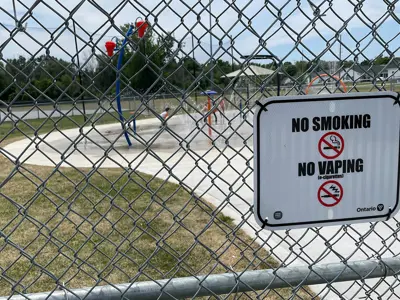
[0,152,316,299]
[347,83,400,93]
[0,96,213,141]
[0,127,317,298]
[0,110,151,141]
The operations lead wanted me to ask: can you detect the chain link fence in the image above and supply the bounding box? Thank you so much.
[1,0,400,299]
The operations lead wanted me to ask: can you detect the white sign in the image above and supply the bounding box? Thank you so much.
[254,92,400,230]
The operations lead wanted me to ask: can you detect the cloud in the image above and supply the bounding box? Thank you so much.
[0,0,399,65]
[216,0,400,61]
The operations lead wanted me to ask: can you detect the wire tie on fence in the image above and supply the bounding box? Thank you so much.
[261,217,268,229]
[232,270,240,300]
[364,258,390,295]
[56,282,69,300]
[255,100,267,111]
[387,207,394,221]
[393,93,400,106]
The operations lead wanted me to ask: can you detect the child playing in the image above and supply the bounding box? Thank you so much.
[159,106,170,128]
[202,99,226,124]
[202,101,218,124]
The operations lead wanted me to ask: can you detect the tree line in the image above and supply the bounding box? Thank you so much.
[0,23,395,104]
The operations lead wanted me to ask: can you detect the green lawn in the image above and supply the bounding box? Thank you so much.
[0,110,148,141]
[0,95,212,141]
[0,147,316,299]
[0,105,317,298]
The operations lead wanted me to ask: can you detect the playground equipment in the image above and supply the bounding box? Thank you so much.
[105,18,149,147]
[105,41,116,57]
[305,73,347,94]
[200,90,218,138]
[225,56,279,120]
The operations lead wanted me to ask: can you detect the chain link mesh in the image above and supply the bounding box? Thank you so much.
[1,0,400,299]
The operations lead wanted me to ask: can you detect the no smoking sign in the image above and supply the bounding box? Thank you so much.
[254,92,400,230]
[317,132,345,209]
[318,132,344,159]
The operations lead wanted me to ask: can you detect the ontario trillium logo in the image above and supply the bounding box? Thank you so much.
[357,204,384,212]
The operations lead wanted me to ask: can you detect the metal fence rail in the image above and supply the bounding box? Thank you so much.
[1,0,400,299]
[2,258,400,300]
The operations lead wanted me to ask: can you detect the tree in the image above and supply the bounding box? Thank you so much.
[374,55,390,65]
[343,60,354,68]
[284,62,297,76]
[295,61,309,75]
[3,54,80,102]
[0,62,14,102]
[116,23,176,93]
[360,59,370,66]
[93,54,116,95]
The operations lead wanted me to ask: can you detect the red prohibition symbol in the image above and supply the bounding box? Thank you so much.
[318,131,344,159]
[318,180,343,207]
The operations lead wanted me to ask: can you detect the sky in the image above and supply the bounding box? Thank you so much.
[1,0,400,68]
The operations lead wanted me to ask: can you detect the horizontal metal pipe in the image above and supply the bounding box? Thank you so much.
[3,258,400,300]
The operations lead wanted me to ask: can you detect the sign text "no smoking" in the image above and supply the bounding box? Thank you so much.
[292,114,371,132]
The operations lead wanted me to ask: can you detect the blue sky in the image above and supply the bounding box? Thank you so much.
[1,0,399,67]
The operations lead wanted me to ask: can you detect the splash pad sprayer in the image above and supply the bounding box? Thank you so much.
[200,90,218,140]
[105,18,149,147]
